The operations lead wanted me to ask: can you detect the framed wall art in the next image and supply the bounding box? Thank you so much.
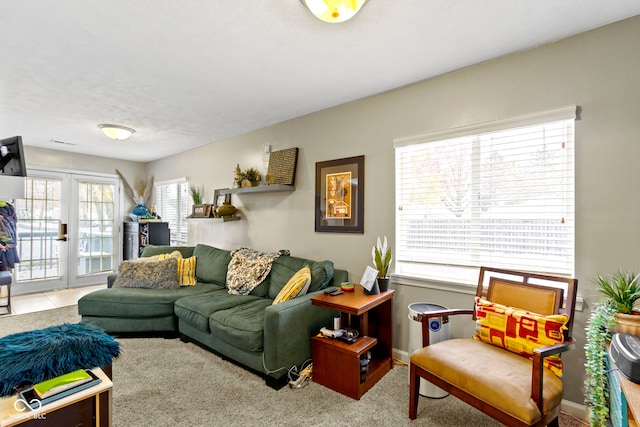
[315,155,364,233]
[266,147,298,185]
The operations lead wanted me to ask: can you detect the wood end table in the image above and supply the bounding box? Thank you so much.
[311,285,394,399]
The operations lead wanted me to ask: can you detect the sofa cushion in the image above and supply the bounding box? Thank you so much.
[268,256,334,299]
[272,266,311,304]
[193,244,232,285]
[113,257,180,289]
[174,290,262,332]
[78,283,222,318]
[141,245,195,258]
[209,299,273,353]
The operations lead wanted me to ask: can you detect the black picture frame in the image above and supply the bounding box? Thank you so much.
[315,155,364,233]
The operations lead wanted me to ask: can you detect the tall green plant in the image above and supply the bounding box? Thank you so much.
[584,301,617,427]
[596,270,640,314]
[190,186,204,205]
[371,236,392,278]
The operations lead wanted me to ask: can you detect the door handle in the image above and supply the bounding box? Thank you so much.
[57,223,68,241]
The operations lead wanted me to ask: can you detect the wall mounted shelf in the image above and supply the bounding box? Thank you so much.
[220,184,294,195]
[185,215,241,222]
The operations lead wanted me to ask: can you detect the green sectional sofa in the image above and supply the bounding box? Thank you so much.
[78,244,347,387]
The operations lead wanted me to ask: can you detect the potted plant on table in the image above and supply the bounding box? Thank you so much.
[596,270,640,334]
[584,270,640,426]
[371,236,392,292]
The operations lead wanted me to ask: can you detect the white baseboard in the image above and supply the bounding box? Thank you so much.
[394,348,410,364]
[394,347,588,423]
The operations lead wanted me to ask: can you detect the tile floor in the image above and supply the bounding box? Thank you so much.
[6,285,106,315]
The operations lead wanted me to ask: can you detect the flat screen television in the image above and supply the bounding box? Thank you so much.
[0,136,27,177]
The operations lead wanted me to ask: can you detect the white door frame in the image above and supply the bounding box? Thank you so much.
[12,167,123,295]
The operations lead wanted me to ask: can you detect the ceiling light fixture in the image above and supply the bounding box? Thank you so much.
[98,124,136,141]
[301,0,368,23]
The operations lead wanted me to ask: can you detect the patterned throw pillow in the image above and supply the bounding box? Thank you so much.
[272,266,311,304]
[114,257,179,289]
[474,297,568,377]
[158,252,197,286]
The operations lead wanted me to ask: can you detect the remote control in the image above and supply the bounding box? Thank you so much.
[340,335,356,344]
[330,290,344,296]
[324,286,338,294]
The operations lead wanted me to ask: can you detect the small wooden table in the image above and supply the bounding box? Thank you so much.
[0,368,112,427]
[311,285,394,399]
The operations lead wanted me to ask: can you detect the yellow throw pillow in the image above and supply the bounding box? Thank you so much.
[272,266,311,304]
[158,252,197,286]
[157,251,183,260]
[474,297,568,377]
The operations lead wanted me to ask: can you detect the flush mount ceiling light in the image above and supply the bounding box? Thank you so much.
[98,124,135,141]
[301,0,369,23]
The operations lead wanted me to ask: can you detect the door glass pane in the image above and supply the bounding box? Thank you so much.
[15,178,61,281]
[77,181,115,275]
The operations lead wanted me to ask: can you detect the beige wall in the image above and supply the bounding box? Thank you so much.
[30,15,640,405]
[148,16,640,404]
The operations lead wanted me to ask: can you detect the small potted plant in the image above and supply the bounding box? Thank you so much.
[190,186,210,217]
[190,186,204,205]
[234,164,262,188]
[595,270,640,335]
[371,236,392,292]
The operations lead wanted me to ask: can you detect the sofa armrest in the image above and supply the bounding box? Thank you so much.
[330,269,349,287]
[262,290,336,379]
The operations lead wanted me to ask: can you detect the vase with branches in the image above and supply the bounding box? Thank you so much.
[115,169,154,218]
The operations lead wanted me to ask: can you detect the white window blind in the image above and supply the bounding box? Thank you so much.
[154,178,189,245]
[394,107,576,282]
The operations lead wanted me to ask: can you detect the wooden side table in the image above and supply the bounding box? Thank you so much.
[311,285,394,399]
[0,368,112,427]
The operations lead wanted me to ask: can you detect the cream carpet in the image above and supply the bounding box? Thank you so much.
[0,306,588,426]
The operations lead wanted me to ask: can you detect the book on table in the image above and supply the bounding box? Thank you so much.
[19,369,101,407]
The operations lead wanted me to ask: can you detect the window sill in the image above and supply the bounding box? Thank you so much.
[391,273,584,312]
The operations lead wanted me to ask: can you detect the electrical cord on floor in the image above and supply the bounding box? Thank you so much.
[261,353,288,376]
[288,359,312,389]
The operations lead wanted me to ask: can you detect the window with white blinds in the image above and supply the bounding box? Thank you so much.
[154,178,190,245]
[394,107,576,283]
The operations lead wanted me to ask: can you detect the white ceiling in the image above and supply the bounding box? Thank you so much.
[1,1,639,163]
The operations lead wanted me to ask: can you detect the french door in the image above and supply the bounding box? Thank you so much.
[12,169,121,295]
